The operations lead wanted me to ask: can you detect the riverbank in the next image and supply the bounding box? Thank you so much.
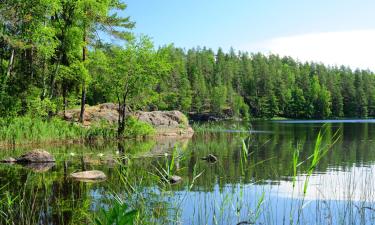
[0,104,193,147]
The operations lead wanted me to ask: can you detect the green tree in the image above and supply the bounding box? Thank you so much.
[104,37,169,135]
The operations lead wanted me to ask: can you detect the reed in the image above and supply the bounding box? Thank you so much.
[0,116,155,147]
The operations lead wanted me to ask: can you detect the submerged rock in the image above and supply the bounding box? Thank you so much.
[0,157,16,163]
[70,170,107,181]
[17,149,55,163]
[169,175,182,184]
[201,154,218,163]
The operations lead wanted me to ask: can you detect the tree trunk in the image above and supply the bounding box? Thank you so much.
[63,85,67,117]
[79,80,86,123]
[118,102,126,136]
[6,48,15,78]
[1,49,15,101]
[79,28,87,123]
[117,95,127,136]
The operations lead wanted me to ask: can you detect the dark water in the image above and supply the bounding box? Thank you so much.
[1,121,375,224]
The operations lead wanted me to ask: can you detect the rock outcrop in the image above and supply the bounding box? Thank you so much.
[16,149,55,163]
[63,103,194,137]
[63,103,121,126]
[134,110,193,137]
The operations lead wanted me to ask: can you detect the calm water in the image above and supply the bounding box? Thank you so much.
[1,120,375,224]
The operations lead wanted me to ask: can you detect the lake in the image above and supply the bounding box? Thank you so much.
[1,120,375,224]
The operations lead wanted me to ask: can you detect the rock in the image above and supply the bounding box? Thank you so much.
[0,157,16,163]
[17,149,55,163]
[135,110,187,127]
[169,175,182,184]
[64,112,73,120]
[70,170,107,181]
[99,102,117,110]
[62,103,194,137]
[201,154,217,163]
[135,110,194,137]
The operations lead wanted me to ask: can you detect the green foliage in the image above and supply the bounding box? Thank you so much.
[125,116,155,138]
[94,197,138,225]
[0,116,153,146]
[1,0,375,130]
[27,98,56,118]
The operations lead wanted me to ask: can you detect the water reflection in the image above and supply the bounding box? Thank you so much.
[1,121,375,224]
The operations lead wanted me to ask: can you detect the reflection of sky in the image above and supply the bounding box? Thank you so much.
[169,164,375,225]
[273,165,375,202]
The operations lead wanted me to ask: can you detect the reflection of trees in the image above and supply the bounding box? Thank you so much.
[2,122,375,223]
[182,123,375,191]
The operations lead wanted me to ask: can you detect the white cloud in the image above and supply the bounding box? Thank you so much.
[245,30,375,71]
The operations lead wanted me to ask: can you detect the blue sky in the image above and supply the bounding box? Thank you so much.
[122,0,375,70]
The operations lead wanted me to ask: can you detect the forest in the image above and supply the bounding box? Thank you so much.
[1,0,375,124]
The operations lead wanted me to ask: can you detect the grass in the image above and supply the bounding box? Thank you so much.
[0,116,155,147]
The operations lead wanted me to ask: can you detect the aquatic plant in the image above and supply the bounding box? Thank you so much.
[93,195,138,225]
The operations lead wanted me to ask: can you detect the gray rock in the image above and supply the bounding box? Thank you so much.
[17,149,55,163]
[70,170,107,181]
[135,110,188,128]
[0,157,16,163]
[99,102,117,110]
[201,154,218,163]
[169,175,182,184]
[62,103,194,136]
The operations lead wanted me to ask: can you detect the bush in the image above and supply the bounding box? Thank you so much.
[125,116,155,138]
[27,98,56,118]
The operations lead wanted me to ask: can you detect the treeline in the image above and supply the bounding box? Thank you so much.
[1,1,375,121]
[112,46,374,119]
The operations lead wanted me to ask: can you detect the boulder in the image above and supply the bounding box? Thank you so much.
[135,110,193,137]
[0,157,16,163]
[135,110,187,127]
[169,175,182,184]
[70,170,107,181]
[201,154,218,163]
[62,103,194,137]
[17,149,55,163]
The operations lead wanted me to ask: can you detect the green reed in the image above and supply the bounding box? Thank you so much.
[0,116,155,147]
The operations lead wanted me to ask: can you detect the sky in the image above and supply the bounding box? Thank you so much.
[122,0,375,70]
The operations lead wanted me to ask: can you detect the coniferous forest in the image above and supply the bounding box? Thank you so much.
[3,1,375,225]
[1,1,374,121]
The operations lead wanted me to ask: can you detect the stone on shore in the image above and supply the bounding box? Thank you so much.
[16,149,55,163]
[169,175,182,184]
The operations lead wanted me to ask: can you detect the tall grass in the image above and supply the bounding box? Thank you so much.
[0,116,155,147]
